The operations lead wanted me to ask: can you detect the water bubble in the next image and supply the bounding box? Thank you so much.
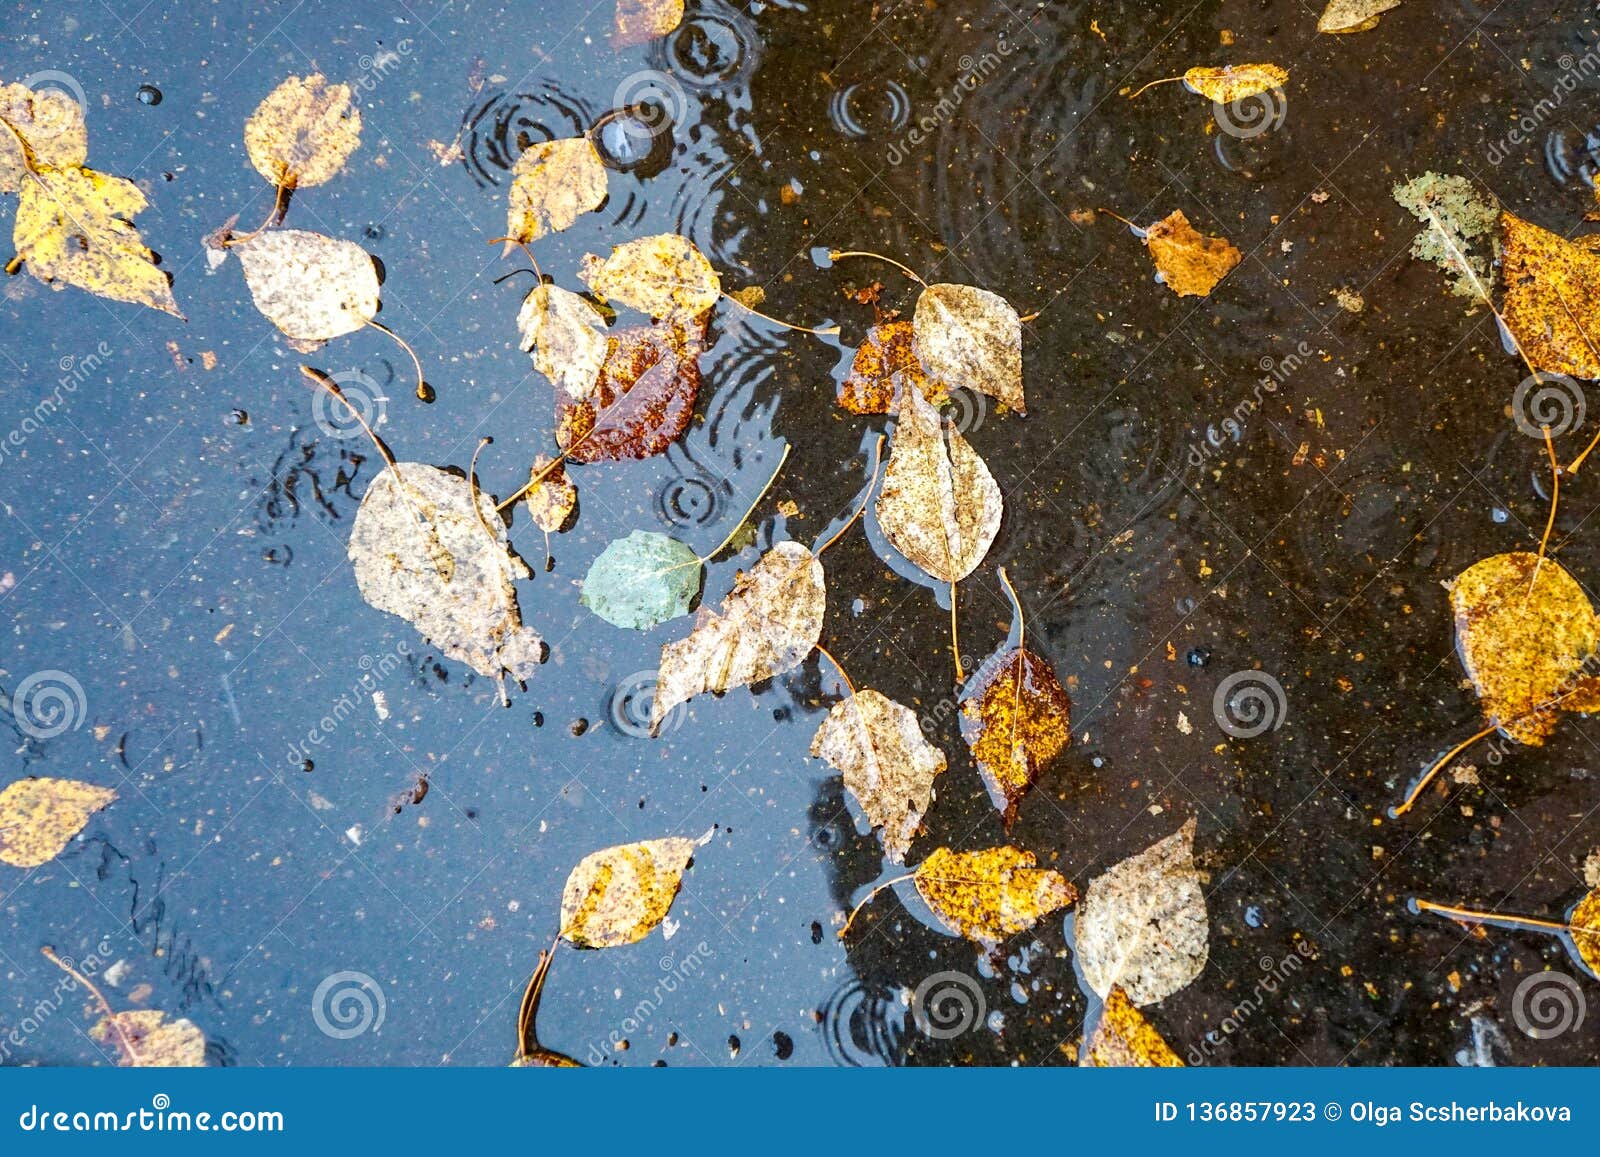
[827,80,911,139]
[136,84,162,106]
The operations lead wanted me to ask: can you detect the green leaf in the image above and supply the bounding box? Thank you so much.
[580,530,702,629]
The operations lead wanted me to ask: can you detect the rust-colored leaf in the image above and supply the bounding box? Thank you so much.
[838,319,943,414]
[555,322,701,463]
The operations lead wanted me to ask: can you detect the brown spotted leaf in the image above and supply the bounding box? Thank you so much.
[1499,211,1600,379]
[912,845,1076,952]
[506,136,608,243]
[1082,986,1183,1067]
[913,283,1024,413]
[651,541,825,730]
[555,322,700,463]
[244,74,361,189]
[0,777,116,868]
[524,454,576,536]
[0,83,88,193]
[1143,210,1241,298]
[1318,0,1400,32]
[580,233,721,323]
[1076,819,1208,1006]
[1448,552,1600,745]
[91,1009,207,1067]
[838,319,943,414]
[1181,63,1288,103]
[560,835,702,948]
[612,0,685,49]
[810,688,947,864]
[235,229,378,346]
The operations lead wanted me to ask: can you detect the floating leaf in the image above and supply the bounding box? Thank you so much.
[0,83,87,193]
[1181,63,1288,103]
[524,454,576,535]
[1143,210,1240,298]
[518,284,608,401]
[1574,889,1600,977]
[244,74,362,189]
[1318,0,1400,33]
[651,540,825,730]
[560,835,702,948]
[581,529,701,630]
[913,845,1076,952]
[506,136,607,243]
[555,322,700,463]
[960,570,1070,828]
[1393,172,1497,300]
[1083,986,1183,1067]
[11,166,181,315]
[348,462,543,683]
[1076,819,1208,1006]
[1500,210,1600,379]
[913,283,1023,413]
[91,1009,207,1068]
[810,688,947,864]
[235,229,378,347]
[0,777,116,868]
[1448,552,1600,744]
[580,233,721,323]
[874,383,1001,584]
[838,319,943,414]
[612,0,684,48]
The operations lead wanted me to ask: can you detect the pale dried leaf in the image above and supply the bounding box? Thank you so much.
[913,283,1023,412]
[235,229,378,344]
[506,136,607,243]
[518,284,608,400]
[580,233,721,323]
[91,1009,207,1067]
[560,835,700,947]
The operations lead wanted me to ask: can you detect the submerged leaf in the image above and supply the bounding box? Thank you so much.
[12,166,181,315]
[581,529,701,630]
[612,0,685,48]
[580,233,721,323]
[1181,63,1288,103]
[1083,987,1183,1067]
[0,83,88,193]
[235,229,378,345]
[839,319,943,414]
[1448,552,1600,744]
[348,463,543,683]
[874,384,1002,583]
[913,845,1077,952]
[913,283,1024,413]
[555,322,700,463]
[506,136,608,243]
[651,541,825,730]
[1143,210,1241,298]
[1076,819,1208,1006]
[1318,0,1400,33]
[1393,172,1497,300]
[1500,211,1600,379]
[91,1009,207,1068]
[244,74,362,189]
[560,835,701,948]
[810,688,947,864]
[518,284,608,401]
[0,777,116,868]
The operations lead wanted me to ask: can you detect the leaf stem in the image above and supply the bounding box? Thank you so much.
[950,580,963,685]
[515,932,563,1059]
[365,320,428,401]
[221,183,287,248]
[720,291,840,337]
[828,250,927,287]
[1413,898,1573,935]
[1126,76,1183,99]
[41,945,143,1064]
[814,643,857,701]
[486,235,543,284]
[815,434,885,557]
[701,443,791,563]
[838,872,917,939]
[1532,424,1560,593]
[1095,207,1146,235]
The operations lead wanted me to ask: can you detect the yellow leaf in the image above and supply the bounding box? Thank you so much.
[244,74,362,189]
[506,136,608,243]
[912,845,1077,952]
[1448,552,1600,745]
[1318,0,1400,33]
[1083,986,1183,1067]
[838,319,944,414]
[1077,819,1208,1005]
[1182,63,1288,103]
[0,777,116,868]
[1499,210,1600,379]
[91,1009,207,1067]
[517,284,608,400]
[560,835,703,947]
[612,0,685,49]
[1573,889,1600,978]
[875,385,1001,584]
[524,454,576,537]
[1144,209,1241,298]
[912,283,1024,413]
[234,229,379,345]
[581,232,721,324]
[0,83,88,193]
[651,540,824,730]
[810,688,947,864]
[12,166,181,316]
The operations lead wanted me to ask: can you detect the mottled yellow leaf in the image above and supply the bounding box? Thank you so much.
[581,233,721,324]
[91,1009,207,1067]
[913,845,1076,952]
[1083,986,1183,1067]
[524,454,576,537]
[1077,819,1208,1006]
[1573,889,1600,978]
[1144,210,1241,298]
[560,835,702,948]
[810,688,947,864]
[518,284,608,400]
[838,319,943,414]
[0,83,87,193]
[12,166,181,316]
[1318,0,1400,33]
[244,74,362,189]
[1182,63,1288,103]
[506,136,607,244]
[913,283,1024,413]
[234,229,379,346]
[612,0,684,48]
[1499,211,1600,380]
[0,777,116,868]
